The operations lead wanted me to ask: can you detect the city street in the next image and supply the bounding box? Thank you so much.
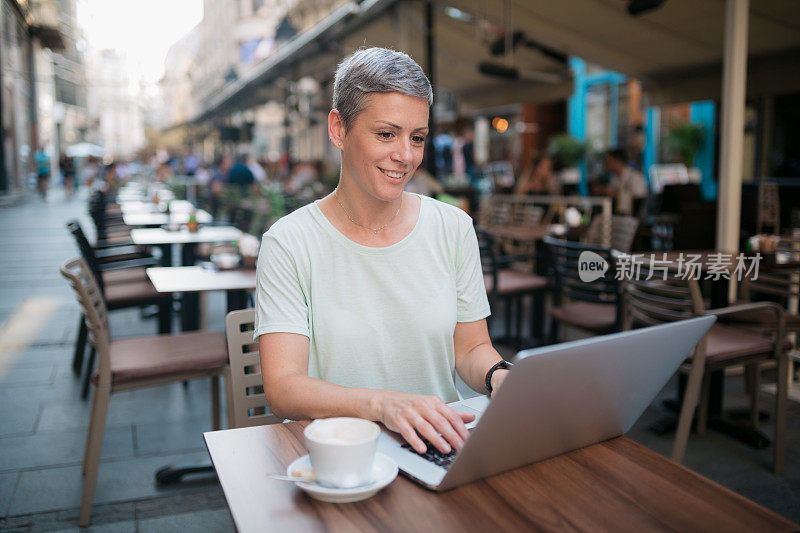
[0,191,233,531]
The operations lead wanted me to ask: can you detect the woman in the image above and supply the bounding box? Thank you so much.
[255,48,509,456]
[515,154,558,196]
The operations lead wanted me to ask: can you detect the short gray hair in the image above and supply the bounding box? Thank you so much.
[333,47,433,131]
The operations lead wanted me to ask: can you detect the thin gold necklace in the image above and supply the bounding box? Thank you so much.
[333,187,402,235]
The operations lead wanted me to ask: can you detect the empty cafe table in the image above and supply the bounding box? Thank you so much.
[204,421,797,533]
[146,266,256,330]
[122,208,213,227]
[130,226,242,266]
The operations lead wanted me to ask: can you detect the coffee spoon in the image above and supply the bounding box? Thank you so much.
[268,473,316,483]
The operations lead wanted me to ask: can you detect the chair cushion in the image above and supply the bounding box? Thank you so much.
[105,279,169,309]
[484,270,548,296]
[98,330,228,386]
[724,307,800,330]
[102,267,149,285]
[693,323,783,366]
[550,302,617,333]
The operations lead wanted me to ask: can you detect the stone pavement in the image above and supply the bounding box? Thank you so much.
[0,189,798,531]
[0,190,233,531]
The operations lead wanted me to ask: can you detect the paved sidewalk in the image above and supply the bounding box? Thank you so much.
[1,190,799,530]
[0,191,233,531]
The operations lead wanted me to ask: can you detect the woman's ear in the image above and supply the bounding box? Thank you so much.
[328,109,345,149]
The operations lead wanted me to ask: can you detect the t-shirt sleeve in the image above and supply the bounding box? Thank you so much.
[455,220,491,323]
[253,231,310,340]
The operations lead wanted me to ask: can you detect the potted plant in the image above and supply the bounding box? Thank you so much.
[665,122,704,182]
[548,134,587,185]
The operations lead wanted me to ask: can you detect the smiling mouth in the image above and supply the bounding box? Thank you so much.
[378,167,406,180]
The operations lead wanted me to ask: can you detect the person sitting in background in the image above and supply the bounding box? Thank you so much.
[97,162,121,197]
[227,154,256,195]
[515,154,559,196]
[247,154,267,183]
[156,162,173,183]
[603,148,647,216]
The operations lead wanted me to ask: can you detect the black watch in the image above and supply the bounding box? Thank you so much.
[485,360,513,395]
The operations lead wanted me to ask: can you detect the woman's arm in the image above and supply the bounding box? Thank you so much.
[259,333,474,454]
[454,319,509,394]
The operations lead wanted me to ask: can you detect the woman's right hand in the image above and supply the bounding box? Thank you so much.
[370,391,474,455]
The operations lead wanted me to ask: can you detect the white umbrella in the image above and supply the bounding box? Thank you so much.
[66,142,105,158]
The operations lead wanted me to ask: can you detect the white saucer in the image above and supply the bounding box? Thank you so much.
[286,453,398,503]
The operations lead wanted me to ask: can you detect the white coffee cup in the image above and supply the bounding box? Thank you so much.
[304,417,380,488]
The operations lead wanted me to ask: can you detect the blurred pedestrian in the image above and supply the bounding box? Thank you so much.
[80,156,100,189]
[60,153,76,197]
[34,146,50,199]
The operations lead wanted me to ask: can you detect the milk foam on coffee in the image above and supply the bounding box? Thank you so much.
[305,418,377,444]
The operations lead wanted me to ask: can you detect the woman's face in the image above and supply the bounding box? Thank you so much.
[332,92,429,202]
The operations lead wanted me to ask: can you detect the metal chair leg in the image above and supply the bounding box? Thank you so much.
[72,318,87,376]
[81,347,96,400]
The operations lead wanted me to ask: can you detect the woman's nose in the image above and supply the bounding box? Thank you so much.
[391,140,413,164]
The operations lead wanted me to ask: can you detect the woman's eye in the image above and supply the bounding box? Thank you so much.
[377,132,393,140]
[412,136,426,144]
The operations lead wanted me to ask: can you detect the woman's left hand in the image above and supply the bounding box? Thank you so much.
[490,368,509,393]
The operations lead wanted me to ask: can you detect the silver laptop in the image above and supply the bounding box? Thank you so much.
[377,316,715,490]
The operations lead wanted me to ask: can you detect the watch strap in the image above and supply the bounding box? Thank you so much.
[485,360,513,394]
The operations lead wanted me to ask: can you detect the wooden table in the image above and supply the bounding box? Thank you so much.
[204,421,796,533]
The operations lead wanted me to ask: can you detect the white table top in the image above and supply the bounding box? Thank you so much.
[146,266,256,293]
[120,199,196,214]
[130,226,242,245]
[122,209,213,227]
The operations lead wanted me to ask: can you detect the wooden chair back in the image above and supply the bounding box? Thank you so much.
[224,309,282,428]
[60,257,112,386]
[585,215,640,253]
[544,237,624,330]
[622,266,705,330]
[510,199,545,227]
[741,232,800,304]
[478,195,514,227]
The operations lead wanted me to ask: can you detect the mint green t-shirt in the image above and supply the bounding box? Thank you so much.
[254,194,490,402]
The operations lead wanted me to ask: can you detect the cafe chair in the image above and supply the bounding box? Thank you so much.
[623,266,789,473]
[543,237,623,343]
[88,190,132,244]
[583,214,640,253]
[224,308,282,428]
[67,221,171,397]
[61,257,228,527]
[477,229,548,348]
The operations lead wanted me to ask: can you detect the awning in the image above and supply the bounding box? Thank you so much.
[188,0,573,126]
[194,0,400,123]
[443,0,800,105]
[339,2,573,110]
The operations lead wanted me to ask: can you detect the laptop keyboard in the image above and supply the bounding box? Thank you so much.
[401,438,457,469]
